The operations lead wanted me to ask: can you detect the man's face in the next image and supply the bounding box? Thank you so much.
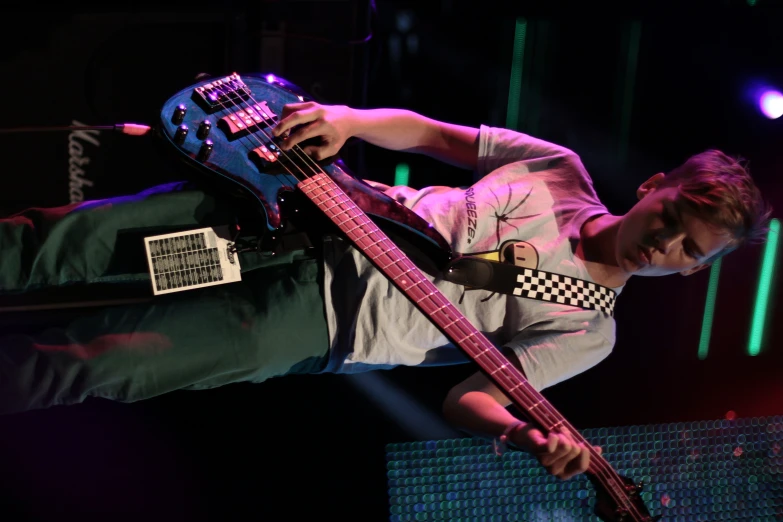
[615,174,734,277]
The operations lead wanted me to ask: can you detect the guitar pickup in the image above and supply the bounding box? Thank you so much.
[250,143,280,163]
[218,102,276,140]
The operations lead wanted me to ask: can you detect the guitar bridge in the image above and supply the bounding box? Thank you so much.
[191,73,252,114]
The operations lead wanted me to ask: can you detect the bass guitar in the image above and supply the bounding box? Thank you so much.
[158,72,660,522]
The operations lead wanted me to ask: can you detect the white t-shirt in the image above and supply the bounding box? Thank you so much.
[321,125,621,392]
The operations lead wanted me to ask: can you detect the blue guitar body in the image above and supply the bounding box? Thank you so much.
[157,72,451,265]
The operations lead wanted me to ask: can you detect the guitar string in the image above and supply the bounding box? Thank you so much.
[199,76,647,521]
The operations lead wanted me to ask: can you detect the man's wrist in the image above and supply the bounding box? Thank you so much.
[345,107,365,140]
[493,420,527,456]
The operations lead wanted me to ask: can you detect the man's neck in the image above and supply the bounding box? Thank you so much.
[577,214,630,288]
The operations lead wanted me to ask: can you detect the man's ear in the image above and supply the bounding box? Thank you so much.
[680,263,711,276]
[637,172,666,200]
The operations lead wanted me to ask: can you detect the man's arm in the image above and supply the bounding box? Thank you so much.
[443,353,599,480]
[349,108,480,170]
[272,102,480,170]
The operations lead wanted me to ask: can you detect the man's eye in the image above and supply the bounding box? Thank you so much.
[682,242,699,259]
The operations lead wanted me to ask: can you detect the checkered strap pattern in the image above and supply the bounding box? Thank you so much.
[512,268,616,316]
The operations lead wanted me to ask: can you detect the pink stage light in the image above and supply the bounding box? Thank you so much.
[759,89,783,119]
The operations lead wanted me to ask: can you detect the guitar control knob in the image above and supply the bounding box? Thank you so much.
[198,139,214,162]
[174,124,189,144]
[197,120,212,139]
[172,104,187,124]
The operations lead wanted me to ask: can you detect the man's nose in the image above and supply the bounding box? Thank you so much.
[657,231,685,254]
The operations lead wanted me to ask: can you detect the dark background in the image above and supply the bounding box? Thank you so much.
[1,1,782,520]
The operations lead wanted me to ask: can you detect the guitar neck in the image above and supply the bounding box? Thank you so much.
[299,173,567,433]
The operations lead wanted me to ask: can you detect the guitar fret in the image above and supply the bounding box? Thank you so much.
[489,363,507,376]
[320,189,346,199]
[317,192,350,205]
[378,257,401,270]
[442,317,464,329]
[528,400,542,409]
[341,215,367,227]
[343,214,372,228]
[428,303,450,315]
[328,207,353,220]
[351,229,374,242]
[508,382,525,393]
[319,193,349,206]
[396,266,415,276]
[344,222,367,234]
[548,420,564,431]
[391,274,415,287]
[331,216,350,228]
[376,237,400,251]
[473,348,492,358]
[415,291,437,304]
[318,198,343,212]
[327,202,357,217]
[342,217,368,230]
[456,331,478,344]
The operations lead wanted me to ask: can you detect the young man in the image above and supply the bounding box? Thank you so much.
[0,102,771,482]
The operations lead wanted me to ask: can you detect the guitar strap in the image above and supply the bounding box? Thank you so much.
[253,226,618,316]
[443,255,617,317]
[260,232,618,317]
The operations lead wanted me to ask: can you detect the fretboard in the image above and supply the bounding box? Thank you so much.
[299,173,567,434]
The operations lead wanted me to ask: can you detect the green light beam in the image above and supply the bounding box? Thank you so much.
[505,18,527,130]
[698,257,722,360]
[748,218,780,356]
[618,21,642,166]
[394,163,410,187]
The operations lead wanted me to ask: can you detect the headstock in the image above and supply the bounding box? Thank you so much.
[588,472,663,521]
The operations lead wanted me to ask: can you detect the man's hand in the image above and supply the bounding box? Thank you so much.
[271,102,355,160]
[511,423,601,480]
